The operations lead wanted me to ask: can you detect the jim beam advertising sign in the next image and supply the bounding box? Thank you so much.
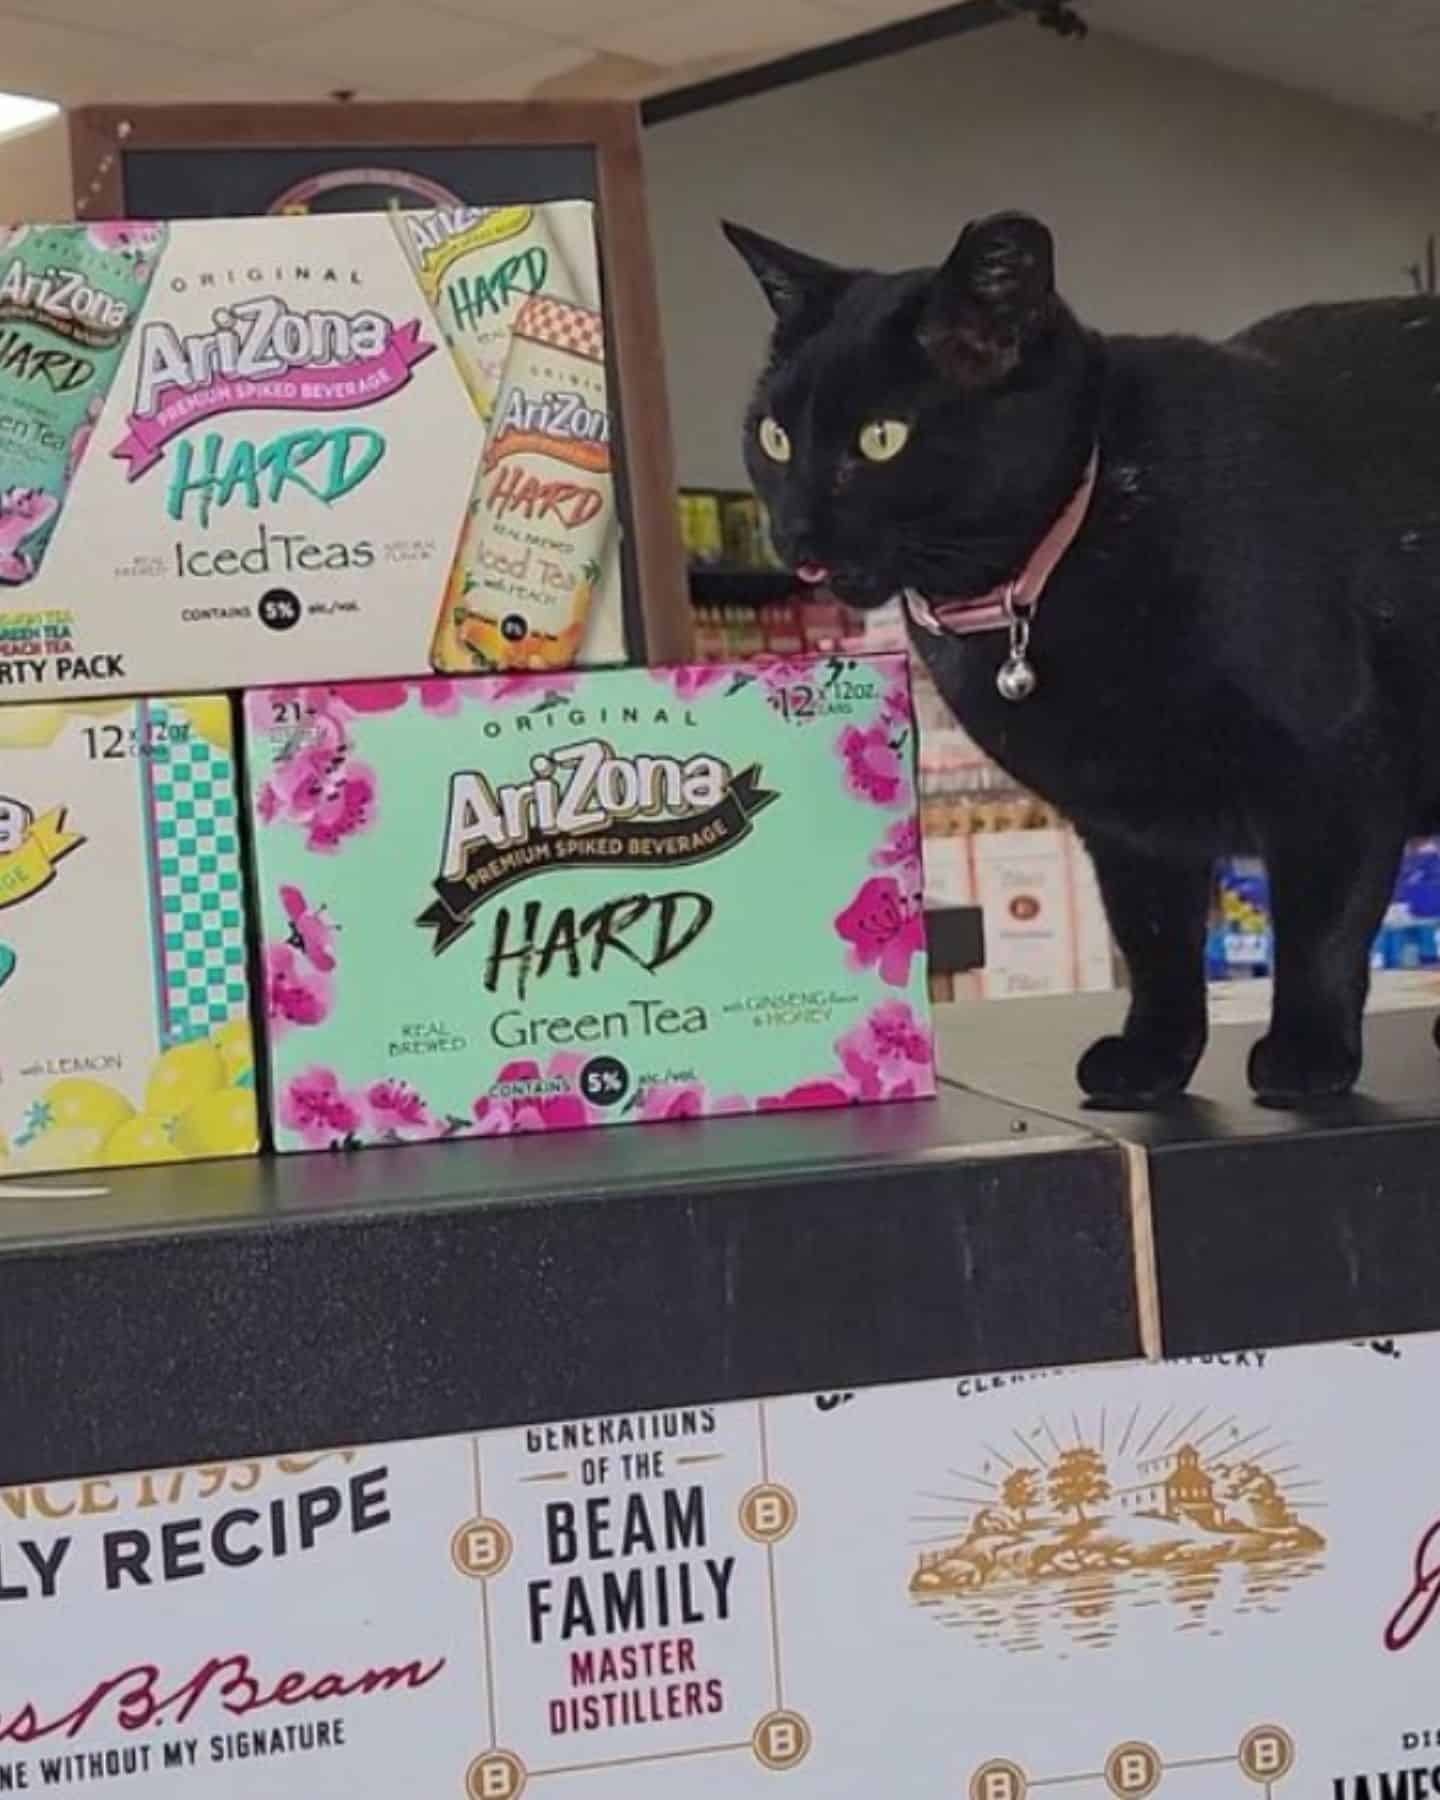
[4,1335,1440,1795]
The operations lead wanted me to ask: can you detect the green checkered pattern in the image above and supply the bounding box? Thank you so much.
[148,704,249,1045]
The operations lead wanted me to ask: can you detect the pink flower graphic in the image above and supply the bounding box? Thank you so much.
[279,1067,366,1149]
[755,655,828,721]
[280,883,337,973]
[835,874,926,987]
[757,1079,855,1114]
[86,220,165,278]
[337,679,459,716]
[879,671,913,730]
[837,1000,934,1101]
[838,722,904,808]
[264,942,333,1035]
[652,664,729,702]
[467,673,579,708]
[304,764,377,852]
[871,815,922,889]
[367,1079,431,1136]
[472,1056,595,1136]
[638,1081,709,1122]
[66,395,103,485]
[755,655,816,692]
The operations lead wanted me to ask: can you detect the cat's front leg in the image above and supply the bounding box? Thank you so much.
[1075,835,1211,1107]
[1250,814,1405,1106]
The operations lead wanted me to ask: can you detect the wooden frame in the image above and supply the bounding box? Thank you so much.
[68,101,691,665]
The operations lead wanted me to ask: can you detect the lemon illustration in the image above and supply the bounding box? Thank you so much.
[104,1115,182,1167]
[13,1124,109,1171]
[0,705,68,749]
[144,1040,224,1120]
[63,701,132,720]
[212,1018,254,1085]
[41,1077,134,1138]
[175,696,233,751]
[174,1087,258,1158]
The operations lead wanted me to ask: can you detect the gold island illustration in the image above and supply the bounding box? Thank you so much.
[909,1403,1326,1655]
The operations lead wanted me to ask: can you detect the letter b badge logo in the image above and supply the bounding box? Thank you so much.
[970,1758,1027,1800]
[1105,1742,1161,1797]
[466,1751,526,1799]
[451,1517,513,1579]
[740,1484,797,1544]
[1240,1727,1294,1784]
[752,1711,812,1770]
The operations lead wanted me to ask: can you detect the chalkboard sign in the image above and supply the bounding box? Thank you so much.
[68,102,690,666]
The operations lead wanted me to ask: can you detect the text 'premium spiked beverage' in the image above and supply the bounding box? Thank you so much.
[243,658,934,1152]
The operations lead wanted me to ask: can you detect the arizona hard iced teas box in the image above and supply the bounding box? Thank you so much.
[244,656,934,1151]
[0,696,258,1177]
[0,207,625,703]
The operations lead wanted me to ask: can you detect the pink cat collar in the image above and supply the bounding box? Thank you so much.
[904,448,1100,638]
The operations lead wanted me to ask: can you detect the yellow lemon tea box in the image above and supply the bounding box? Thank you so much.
[243,660,935,1151]
[0,696,258,1176]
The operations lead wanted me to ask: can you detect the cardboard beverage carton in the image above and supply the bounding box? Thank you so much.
[243,657,934,1151]
[0,696,258,1177]
[0,207,625,704]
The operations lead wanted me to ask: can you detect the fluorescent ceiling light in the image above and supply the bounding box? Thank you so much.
[0,93,58,140]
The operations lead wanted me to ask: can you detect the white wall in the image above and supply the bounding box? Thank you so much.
[645,20,1440,486]
[0,117,72,223]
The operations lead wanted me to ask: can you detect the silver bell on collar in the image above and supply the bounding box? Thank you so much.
[997,587,1038,703]
[996,652,1038,703]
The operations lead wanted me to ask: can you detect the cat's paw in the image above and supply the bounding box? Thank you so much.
[1077,1033,1201,1108]
[1247,1031,1359,1107]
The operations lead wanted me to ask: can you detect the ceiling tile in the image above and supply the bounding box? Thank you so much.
[596,0,851,65]
[427,0,672,36]
[2,0,358,56]
[404,43,584,95]
[0,10,334,104]
[526,49,669,97]
[820,0,944,22]
[249,2,556,90]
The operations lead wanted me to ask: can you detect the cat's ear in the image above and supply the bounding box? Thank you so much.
[920,212,1056,386]
[722,221,845,322]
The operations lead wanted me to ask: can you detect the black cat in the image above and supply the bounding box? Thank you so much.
[725,211,1440,1106]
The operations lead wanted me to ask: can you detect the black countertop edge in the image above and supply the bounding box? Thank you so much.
[0,1085,1140,1485]
[936,993,1440,1360]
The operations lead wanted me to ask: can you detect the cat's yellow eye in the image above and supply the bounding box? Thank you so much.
[758,416,792,463]
[858,418,910,463]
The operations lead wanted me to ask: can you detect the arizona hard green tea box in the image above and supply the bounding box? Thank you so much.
[244,656,934,1150]
[0,696,258,1177]
[0,205,625,702]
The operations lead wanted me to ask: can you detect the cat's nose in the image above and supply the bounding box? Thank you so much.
[792,529,828,572]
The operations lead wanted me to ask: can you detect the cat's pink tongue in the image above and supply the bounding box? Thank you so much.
[795,563,829,584]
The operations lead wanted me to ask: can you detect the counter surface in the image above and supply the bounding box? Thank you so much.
[0,1083,1138,1486]
[937,995,1440,1357]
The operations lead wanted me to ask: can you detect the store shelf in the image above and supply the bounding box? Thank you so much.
[0,1086,1137,1486]
[687,563,798,604]
[936,998,1440,1356]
